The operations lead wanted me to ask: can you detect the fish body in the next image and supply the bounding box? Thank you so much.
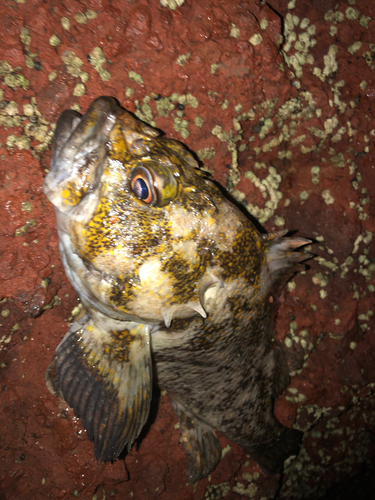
[44,97,308,482]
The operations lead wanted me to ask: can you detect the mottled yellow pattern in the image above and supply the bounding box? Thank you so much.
[44,97,309,480]
[65,103,265,320]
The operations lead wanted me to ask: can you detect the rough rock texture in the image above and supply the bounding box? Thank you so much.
[0,0,374,499]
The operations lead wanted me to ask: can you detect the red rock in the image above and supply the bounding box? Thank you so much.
[0,0,374,498]
[125,5,152,39]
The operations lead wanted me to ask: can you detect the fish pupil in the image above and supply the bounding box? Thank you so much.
[134,178,149,200]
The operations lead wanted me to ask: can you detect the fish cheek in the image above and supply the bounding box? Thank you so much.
[112,217,172,312]
[109,274,138,312]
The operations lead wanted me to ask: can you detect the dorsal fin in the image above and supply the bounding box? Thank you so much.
[263,231,312,292]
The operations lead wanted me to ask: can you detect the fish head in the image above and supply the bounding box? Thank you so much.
[44,97,248,326]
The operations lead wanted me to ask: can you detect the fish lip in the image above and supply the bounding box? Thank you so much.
[44,97,120,210]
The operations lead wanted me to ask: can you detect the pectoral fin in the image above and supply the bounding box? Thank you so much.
[46,313,152,461]
[172,400,221,483]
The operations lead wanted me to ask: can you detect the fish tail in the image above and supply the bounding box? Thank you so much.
[247,426,303,475]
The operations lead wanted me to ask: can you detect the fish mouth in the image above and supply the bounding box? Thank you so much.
[45,97,119,203]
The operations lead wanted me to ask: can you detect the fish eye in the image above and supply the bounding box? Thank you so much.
[133,177,150,200]
[130,168,156,204]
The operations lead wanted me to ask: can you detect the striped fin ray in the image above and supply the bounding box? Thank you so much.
[261,230,312,293]
[46,313,152,461]
[172,400,221,483]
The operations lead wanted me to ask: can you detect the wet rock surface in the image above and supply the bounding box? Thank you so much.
[0,0,374,499]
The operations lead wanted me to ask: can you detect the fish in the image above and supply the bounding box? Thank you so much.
[43,96,310,482]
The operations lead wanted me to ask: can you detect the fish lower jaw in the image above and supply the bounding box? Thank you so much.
[151,327,190,341]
